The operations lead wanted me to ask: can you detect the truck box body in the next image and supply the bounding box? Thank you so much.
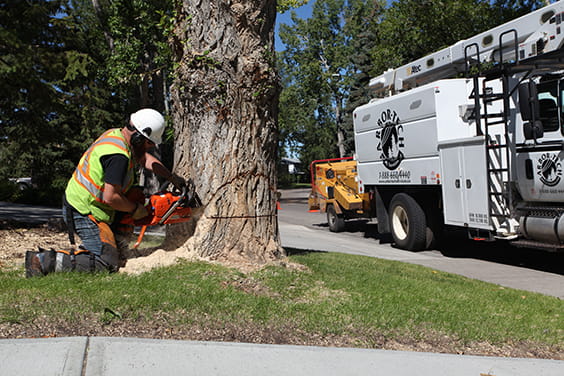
[353,79,498,229]
[315,3,564,251]
[354,79,478,185]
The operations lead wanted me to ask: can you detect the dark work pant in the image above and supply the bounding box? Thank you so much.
[61,204,120,272]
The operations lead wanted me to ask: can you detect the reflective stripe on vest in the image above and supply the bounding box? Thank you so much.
[65,129,134,222]
[73,129,132,202]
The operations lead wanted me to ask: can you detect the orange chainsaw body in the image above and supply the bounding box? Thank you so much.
[134,191,193,226]
[119,186,199,249]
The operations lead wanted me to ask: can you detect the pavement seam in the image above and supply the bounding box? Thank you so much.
[81,336,90,376]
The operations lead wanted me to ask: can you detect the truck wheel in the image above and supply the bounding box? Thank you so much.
[389,193,427,251]
[327,205,345,233]
[424,205,443,250]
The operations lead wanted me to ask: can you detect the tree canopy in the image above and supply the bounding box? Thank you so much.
[0,0,173,203]
[277,0,547,171]
[0,0,551,201]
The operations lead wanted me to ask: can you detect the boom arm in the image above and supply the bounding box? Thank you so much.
[370,2,564,96]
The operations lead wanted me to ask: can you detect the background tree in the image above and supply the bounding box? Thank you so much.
[168,0,283,264]
[342,0,382,153]
[277,0,547,171]
[0,0,176,203]
[0,0,118,202]
[278,0,358,166]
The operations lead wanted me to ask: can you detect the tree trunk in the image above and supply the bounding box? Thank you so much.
[168,0,283,264]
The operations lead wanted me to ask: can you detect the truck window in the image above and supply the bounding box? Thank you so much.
[537,80,560,132]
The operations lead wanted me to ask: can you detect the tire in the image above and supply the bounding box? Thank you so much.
[389,193,427,251]
[327,204,345,233]
[423,204,443,250]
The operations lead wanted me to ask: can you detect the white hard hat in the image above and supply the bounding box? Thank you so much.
[130,108,165,144]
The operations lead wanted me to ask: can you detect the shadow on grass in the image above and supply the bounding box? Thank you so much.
[284,247,328,257]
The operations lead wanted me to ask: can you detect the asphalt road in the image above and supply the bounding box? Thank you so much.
[278,189,564,299]
[0,201,62,224]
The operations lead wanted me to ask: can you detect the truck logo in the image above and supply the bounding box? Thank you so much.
[537,153,562,187]
[376,109,404,170]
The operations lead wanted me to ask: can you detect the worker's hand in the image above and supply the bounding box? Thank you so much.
[131,203,149,220]
[168,173,186,190]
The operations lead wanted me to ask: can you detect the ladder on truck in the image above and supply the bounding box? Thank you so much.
[464,32,516,237]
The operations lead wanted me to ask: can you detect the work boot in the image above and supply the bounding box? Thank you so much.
[25,251,43,278]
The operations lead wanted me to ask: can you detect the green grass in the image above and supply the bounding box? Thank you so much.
[0,250,562,348]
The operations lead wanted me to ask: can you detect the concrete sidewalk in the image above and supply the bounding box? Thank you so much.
[1,337,562,376]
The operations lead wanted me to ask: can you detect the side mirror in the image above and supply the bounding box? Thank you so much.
[523,120,544,140]
[518,81,540,121]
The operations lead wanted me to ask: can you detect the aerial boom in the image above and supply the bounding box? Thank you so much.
[370,1,564,96]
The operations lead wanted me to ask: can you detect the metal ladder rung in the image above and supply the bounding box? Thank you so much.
[487,144,507,149]
[490,213,510,218]
[483,119,505,126]
[482,95,505,102]
[488,168,509,173]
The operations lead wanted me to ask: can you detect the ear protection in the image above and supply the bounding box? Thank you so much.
[131,131,146,147]
[127,123,150,147]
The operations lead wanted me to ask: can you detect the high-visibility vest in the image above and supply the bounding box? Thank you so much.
[65,128,135,223]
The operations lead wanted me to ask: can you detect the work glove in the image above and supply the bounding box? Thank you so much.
[131,203,149,220]
[168,173,186,191]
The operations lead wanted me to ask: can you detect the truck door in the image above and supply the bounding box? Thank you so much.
[516,78,564,203]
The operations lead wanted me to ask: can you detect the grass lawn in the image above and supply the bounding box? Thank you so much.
[0,250,562,358]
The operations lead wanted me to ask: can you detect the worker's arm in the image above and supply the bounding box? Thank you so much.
[103,183,137,213]
[138,151,173,179]
[100,154,141,213]
[137,151,186,188]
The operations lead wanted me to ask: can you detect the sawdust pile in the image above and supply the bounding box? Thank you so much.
[119,209,204,274]
[120,247,196,274]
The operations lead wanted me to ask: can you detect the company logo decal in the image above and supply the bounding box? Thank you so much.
[375,109,404,170]
[537,153,562,187]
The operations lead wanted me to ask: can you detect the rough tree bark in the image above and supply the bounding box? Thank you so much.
[168,0,283,265]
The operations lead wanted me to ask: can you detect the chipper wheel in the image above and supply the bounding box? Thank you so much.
[327,204,346,233]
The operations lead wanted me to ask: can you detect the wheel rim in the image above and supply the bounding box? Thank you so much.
[328,209,336,226]
[392,205,409,241]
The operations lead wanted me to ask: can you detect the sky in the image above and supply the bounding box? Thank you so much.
[275,2,314,51]
[274,0,394,51]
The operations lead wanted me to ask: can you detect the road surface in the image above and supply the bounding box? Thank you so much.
[278,189,564,299]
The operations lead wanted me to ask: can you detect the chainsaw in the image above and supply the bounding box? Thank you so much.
[120,179,202,249]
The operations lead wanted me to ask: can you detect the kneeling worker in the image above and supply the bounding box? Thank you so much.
[25,108,185,276]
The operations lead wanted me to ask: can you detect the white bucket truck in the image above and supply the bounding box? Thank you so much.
[353,2,564,251]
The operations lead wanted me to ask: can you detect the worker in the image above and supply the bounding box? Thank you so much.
[25,108,185,277]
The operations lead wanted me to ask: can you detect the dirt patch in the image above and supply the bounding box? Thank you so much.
[0,221,70,269]
[1,314,561,360]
